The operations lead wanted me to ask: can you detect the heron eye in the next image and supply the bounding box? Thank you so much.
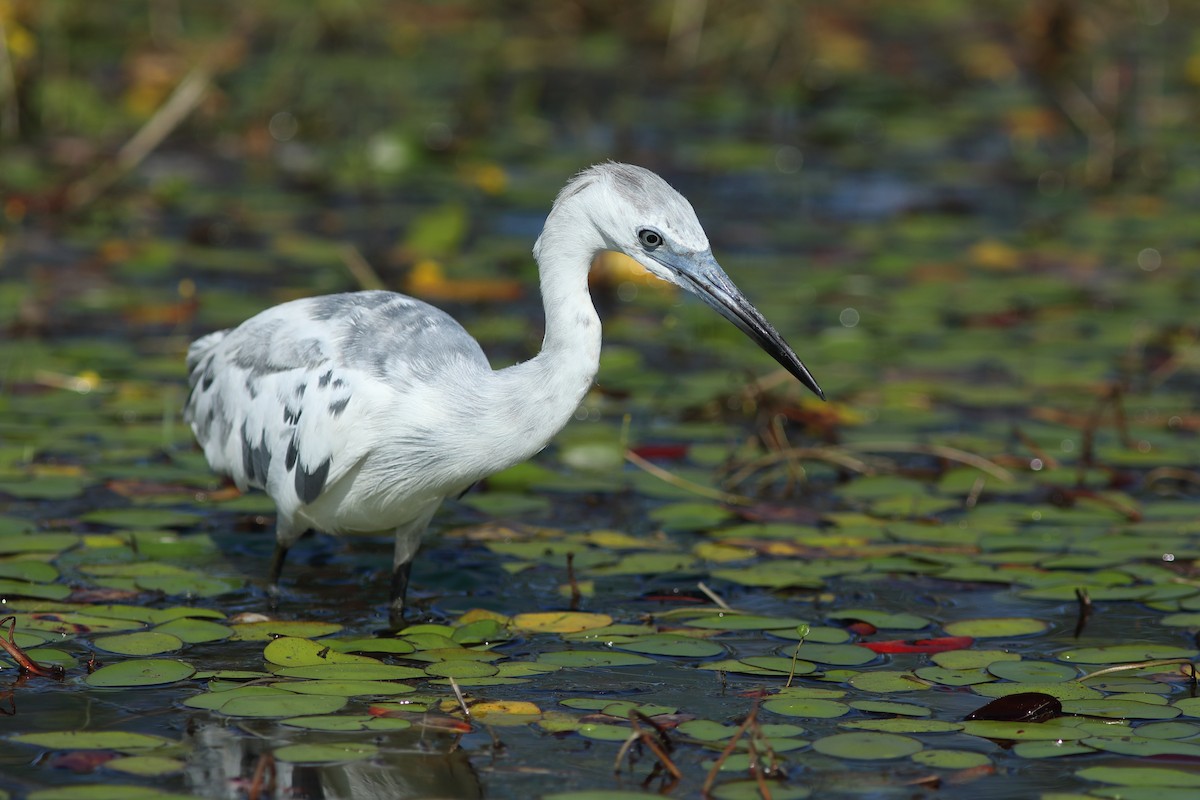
[638,229,664,250]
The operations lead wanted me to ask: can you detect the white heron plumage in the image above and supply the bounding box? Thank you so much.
[184,163,822,625]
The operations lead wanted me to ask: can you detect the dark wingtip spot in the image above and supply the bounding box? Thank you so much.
[285,437,298,471]
[241,426,272,486]
[295,457,331,504]
[329,397,350,418]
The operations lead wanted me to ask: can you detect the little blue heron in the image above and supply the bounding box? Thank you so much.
[184,162,823,625]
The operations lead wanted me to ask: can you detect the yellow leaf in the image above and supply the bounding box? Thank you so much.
[472,700,541,718]
[960,42,1016,81]
[31,463,85,477]
[511,612,612,634]
[403,258,523,303]
[460,163,508,195]
[4,20,35,62]
[692,542,755,562]
[968,239,1021,271]
[557,580,595,599]
[457,608,510,626]
[583,530,667,550]
[591,251,658,285]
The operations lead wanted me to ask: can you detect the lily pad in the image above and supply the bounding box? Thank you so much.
[812,731,923,760]
[214,692,347,718]
[92,631,184,656]
[104,755,186,776]
[511,612,613,634]
[615,635,725,658]
[10,731,175,751]
[273,742,378,763]
[27,788,195,800]
[537,650,656,668]
[84,659,196,687]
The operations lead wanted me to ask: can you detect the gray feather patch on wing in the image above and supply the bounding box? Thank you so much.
[241,425,272,488]
[295,456,332,504]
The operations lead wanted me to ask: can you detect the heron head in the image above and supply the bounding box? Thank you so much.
[585,162,825,400]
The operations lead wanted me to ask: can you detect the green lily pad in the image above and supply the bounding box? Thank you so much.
[1059,644,1199,664]
[326,636,417,655]
[11,731,175,751]
[92,631,184,656]
[812,731,923,759]
[1081,735,1200,757]
[104,755,186,776]
[970,682,1103,701]
[910,749,991,769]
[273,742,378,763]
[987,660,1077,683]
[762,698,850,718]
[424,660,500,679]
[84,658,196,687]
[81,508,202,528]
[271,680,416,697]
[0,579,71,600]
[914,666,994,687]
[577,722,636,741]
[280,714,414,731]
[263,636,380,667]
[615,635,725,658]
[830,609,931,630]
[272,663,427,680]
[943,618,1048,638]
[1062,699,1181,720]
[0,560,59,582]
[230,620,343,641]
[962,720,1089,741]
[183,685,293,710]
[151,618,232,644]
[847,671,928,693]
[677,720,738,741]
[0,533,80,554]
[932,649,1021,670]
[850,700,931,717]
[1077,766,1200,788]
[648,501,735,530]
[793,642,878,666]
[682,613,810,631]
[537,650,656,668]
[1011,740,1096,759]
[840,719,964,734]
[214,692,347,718]
[543,792,663,800]
[27,787,195,800]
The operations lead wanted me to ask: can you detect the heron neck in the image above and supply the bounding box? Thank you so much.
[480,229,602,472]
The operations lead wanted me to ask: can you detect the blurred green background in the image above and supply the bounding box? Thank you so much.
[4,1,1198,211]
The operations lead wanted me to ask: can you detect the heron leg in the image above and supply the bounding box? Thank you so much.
[268,542,289,588]
[267,517,301,609]
[387,511,433,628]
[387,559,413,628]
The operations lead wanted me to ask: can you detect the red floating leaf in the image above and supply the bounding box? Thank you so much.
[47,750,118,773]
[629,444,690,461]
[860,636,974,654]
